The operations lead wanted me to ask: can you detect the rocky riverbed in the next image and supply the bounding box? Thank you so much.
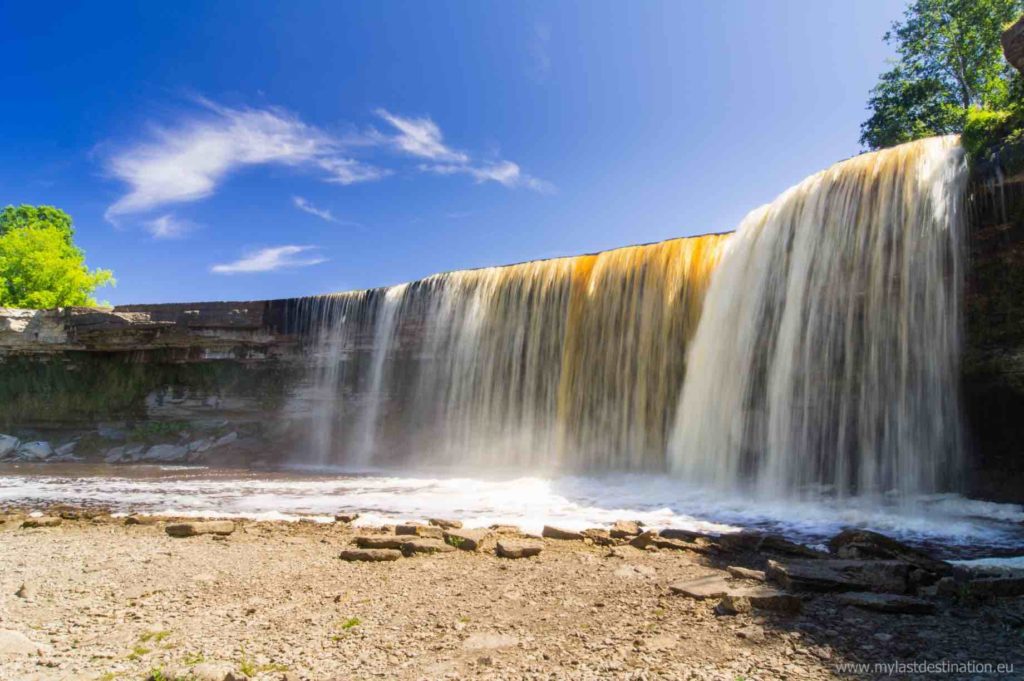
[0,508,1021,681]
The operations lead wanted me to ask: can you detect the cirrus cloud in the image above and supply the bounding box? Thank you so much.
[211,245,327,274]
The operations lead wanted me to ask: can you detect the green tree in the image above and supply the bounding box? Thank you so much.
[0,206,114,308]
[860,0,1024,149]
[0,204,74,243]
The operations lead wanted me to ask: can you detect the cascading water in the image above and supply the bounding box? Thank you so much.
[296,136,968,503]
[296,235,728,470]
[669,136,967,499]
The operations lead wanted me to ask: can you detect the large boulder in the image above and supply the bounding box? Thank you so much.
[141,444,190,462]
[0,434,19,459]
[1003,15,1024,77]
[767,558,910,594]
[15,441,53,461]
[718,531,824,558]
[826,529,951,576]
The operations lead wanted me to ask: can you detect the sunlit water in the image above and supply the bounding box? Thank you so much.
[2,463,1021,560]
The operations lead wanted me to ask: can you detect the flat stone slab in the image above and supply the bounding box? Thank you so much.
[727,565,767,581]
[396,524,444,539]
[767,558,909,593]
[610,520,642,538]
[496,540,542,559]
[669,575,732,599]
[400,538,456,556]
[354,535,409,550]
[837,592,936,614]
[165,521,235,537]
[542,526,583,541]
[444,528,488,551]
[339,548,402,562]
[21,516,61,529]
[428,518,462,529]
[582,528,615,545]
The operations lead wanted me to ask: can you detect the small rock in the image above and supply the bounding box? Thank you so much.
[736,625,765,642]
[444,528,488,551]
[581,528,615,545]
[488,524,521,534]
[15,582,37,599]
[429,518,463,529]
[191,662,247,681]
[614,564,656,580]
[165,520,235,537]
[495,540,542,559]
[837,592,936,614]
[339,548,402,562]
[609,520,642,538]
[542,525,584,541]
[124,514,158,525]
[727,565,767,581]
[21,516,61,529]
[334,513,360,524]
[715,594,752,615]
[396,524,444,539]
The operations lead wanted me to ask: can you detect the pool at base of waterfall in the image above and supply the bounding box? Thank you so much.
[2,462,1021,561]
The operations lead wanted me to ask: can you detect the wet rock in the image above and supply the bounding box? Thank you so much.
[141,443,189,462]
[965,576,1024,598]
[339,548,402,562]
[827,529,951,576]
[334,513,360,524]
[53,441,80,461]
[444,528,488,551]
[400,538,456,556]
[631,530,706,553]
[429,518,462,529]
[542,525,584,541]
[610,520,642,538]
[668,574,732,600]
[767,559,910,594]
[719,531,823,558]
[581,528,615,546]
[837,592,936,614]
[0,629,50,655]
[21,516,62,529]
[495,540,542,559]
[15,441,53,461]
[104,443,145,463]
[659,528,706,541]
[354,536,409,550]
[727,565,766,581]
[396,524,444,539]
[165,520,235,537]
[0,434,20,459]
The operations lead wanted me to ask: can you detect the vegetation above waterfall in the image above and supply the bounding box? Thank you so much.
[860,0,1024,151]
[0,205,114,308]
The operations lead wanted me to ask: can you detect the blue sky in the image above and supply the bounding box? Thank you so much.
[0,0,903,304]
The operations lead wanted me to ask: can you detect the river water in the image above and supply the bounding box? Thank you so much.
[2,462,1021,561]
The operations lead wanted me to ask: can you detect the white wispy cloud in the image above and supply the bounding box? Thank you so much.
[105,101,386,220]
[144,213,193,239]
[423,160,555,193]
[211,245,327,274]
[375,109,469,162]
[292,196,337,222]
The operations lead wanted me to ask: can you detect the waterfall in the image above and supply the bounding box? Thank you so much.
[295,235,728,470]
[668,137,967,498]
[295,136,968,501]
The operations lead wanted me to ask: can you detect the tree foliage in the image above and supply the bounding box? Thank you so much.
[0,205,114,308]
[860,0,1024,150]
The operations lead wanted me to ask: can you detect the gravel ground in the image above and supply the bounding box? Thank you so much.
[0,512,1021,681]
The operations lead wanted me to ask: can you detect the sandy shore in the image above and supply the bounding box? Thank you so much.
[0,509,1020,681]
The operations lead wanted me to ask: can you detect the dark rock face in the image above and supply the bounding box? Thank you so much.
[963,159,1024,502]
[826,529,951,576]
[1003,16,1024,76]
